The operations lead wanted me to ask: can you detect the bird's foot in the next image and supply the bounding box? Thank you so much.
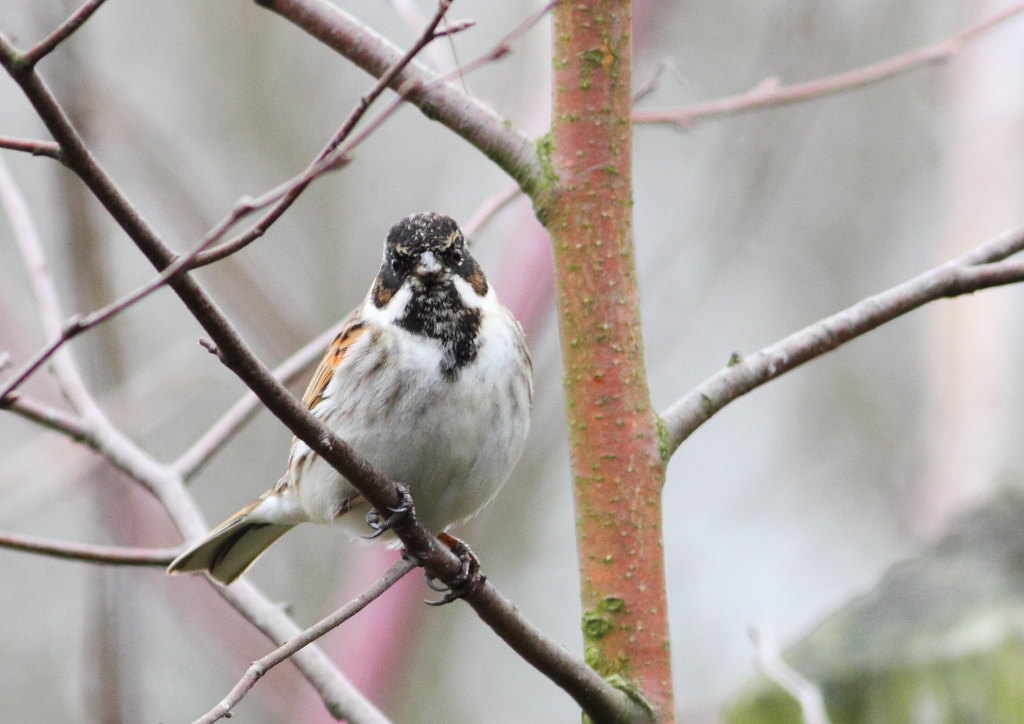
[422,532,485,606]
[361,481,415,539]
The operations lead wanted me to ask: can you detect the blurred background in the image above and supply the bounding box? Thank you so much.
[2,1,1023,722]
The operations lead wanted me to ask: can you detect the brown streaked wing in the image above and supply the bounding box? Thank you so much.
[301,313,366,410]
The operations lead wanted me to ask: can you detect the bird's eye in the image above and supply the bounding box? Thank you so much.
[448,247,464,265]
[389,255,406,274]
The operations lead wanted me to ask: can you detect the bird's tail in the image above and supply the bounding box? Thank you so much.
[168,497,296,584]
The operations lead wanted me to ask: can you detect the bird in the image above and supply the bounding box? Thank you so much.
[168,212,532,585]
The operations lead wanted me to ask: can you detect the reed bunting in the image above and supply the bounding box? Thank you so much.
[168,212,532,584]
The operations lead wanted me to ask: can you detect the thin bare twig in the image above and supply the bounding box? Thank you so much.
[633,1,1024,128]
[442,18,469,94]
[0,136,61,159]
[208,578,391,724]
[22,0,112,67]
[0,530,177,566]
[659,225,1024,455]
[389,0,449,71]
[430,0,559,78]
[195,557,416,724]
[749,627,831,724]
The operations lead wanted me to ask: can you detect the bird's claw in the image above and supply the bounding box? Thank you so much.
[361,482,415,539]
[423,532,485,606]
[423,572,450,592]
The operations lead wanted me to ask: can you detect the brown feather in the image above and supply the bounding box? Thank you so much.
[301,315,366,410]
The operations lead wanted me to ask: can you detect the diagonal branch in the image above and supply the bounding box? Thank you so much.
[195,557,416,724]
[633,1,1024,128]
[211,578,391,724]
[660,226,1024,456]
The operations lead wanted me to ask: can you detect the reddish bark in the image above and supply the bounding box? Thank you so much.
[545,1,674,720]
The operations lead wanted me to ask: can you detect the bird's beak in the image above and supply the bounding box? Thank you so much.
[416,250,442,277]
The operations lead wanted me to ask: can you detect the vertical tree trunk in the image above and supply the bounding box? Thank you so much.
[544,1,675,719]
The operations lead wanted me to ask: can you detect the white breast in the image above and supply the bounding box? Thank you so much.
[291,289,531,535]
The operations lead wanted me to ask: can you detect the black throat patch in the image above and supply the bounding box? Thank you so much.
[398,279,481,379]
